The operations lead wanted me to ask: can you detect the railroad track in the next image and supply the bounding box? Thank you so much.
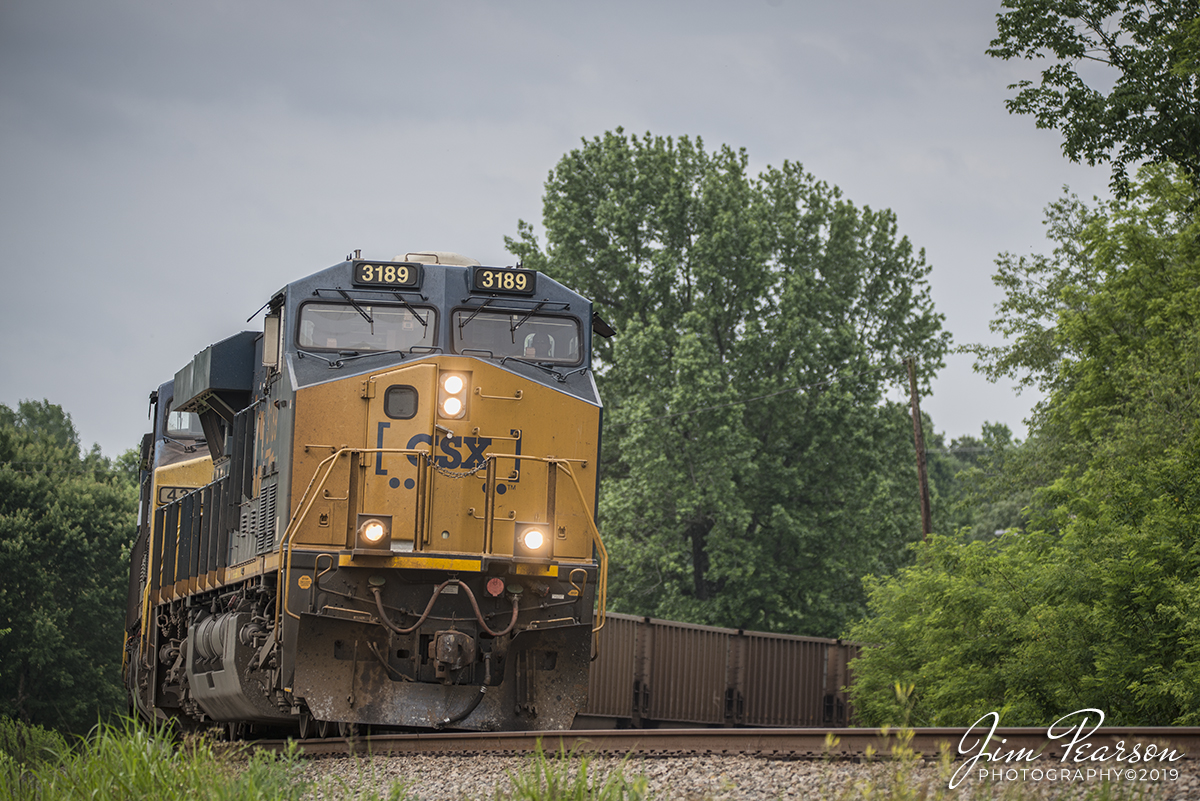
[261,726,1200,762]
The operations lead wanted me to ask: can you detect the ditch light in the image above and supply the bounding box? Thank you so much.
[514,522,552,560]
[354,514,393,555]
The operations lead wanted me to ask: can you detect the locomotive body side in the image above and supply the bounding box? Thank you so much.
[124,253,606,734]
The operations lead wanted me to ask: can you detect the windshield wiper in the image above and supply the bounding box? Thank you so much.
[335,349,409,366]
[510,301,548,339]
[297,346,443,369]
[336,288,374,328]
[457,298,496,333]
[295,348,342,367]
[390,291,428,330]
[162,434,205,453]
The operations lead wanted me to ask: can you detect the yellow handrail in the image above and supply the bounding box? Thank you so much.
[274,447,608,635]
[551,459,608,633]
[477,451,609,633]
[277,447,431,626]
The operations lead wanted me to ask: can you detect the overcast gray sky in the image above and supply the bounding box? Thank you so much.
[0,1,1112,457]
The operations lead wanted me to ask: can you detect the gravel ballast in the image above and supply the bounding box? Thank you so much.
[299,752,1200,800]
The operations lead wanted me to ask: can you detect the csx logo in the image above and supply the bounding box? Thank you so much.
[403,433,490,470]
[374,422,520,479]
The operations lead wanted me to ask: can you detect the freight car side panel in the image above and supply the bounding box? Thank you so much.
[581,614,859,729]
[741,633,829,727]
[646,619,731,726]
[582,613,639,722]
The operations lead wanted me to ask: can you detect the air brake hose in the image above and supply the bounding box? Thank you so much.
[439,653,492,728]
[439,685,487,728]
[370,579,520,637]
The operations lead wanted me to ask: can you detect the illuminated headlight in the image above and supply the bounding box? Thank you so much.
[354,514,392,554]
[438,373,468,419]
[514,523,551,559]
[361,520,386,544]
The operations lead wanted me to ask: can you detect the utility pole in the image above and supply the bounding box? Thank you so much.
[906,357,933,538]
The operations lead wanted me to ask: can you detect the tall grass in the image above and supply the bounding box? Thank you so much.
[0,719,67,769]
[0,717,305,801]
[497,744,649,801]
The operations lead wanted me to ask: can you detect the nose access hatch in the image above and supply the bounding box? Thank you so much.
[361,363,439,552]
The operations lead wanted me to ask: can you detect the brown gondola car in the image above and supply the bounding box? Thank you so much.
[123,252,609,735]
[579,613,858,729]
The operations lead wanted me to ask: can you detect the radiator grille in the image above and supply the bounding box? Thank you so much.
[256,483,277,553]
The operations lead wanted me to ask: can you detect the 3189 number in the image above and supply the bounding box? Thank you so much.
[354,262,420,287]
[472,267,536,295]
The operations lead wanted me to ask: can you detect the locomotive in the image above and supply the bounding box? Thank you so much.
[123,251,609,736]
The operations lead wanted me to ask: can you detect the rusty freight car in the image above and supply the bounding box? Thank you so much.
[580,613,859,729]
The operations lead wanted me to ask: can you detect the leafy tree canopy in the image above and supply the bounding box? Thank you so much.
[0,401,136,733]
[508,130,950,636]
[850,164,1200,726]
[987,0,1200,195]
[924,422,1032,543]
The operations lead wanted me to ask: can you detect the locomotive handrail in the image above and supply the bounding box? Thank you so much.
[552,459,608,633]
[277,447,608,634]
[277,446,432,626]
[481,452,608,633]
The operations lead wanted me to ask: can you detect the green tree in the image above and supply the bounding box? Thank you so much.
[987,0,1200,195]
[508,130,950,636]
[924,422,1032,542]
[0,401,137,733]
[850,164,1200,725]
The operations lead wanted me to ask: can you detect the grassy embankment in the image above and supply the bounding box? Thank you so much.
[0,716,649,800]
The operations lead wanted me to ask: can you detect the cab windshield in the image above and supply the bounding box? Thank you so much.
[453,311,581,365]
[298,303,436,352]
[166,411,204,439]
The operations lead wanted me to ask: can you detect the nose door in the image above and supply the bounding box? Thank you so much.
[361,363,438,551]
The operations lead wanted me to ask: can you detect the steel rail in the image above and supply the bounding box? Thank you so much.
[257,726,1200,761]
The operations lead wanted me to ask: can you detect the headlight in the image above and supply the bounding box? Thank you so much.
[354,514,393,554]
[438,373,468,419]
[522,528,544,550]
[514,523,551,559]
[361,520,387,544]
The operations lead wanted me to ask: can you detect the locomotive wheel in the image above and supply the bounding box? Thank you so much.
[298,711,315,739]
[226,721,245,741]
[337,721,359,738]
[299,710,333,739]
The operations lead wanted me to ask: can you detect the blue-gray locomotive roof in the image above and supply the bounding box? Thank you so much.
[279,257,600,404]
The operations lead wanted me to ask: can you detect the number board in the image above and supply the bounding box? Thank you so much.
[157,486,193,505]
[353,261,423,289]
[471,266,536,295]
